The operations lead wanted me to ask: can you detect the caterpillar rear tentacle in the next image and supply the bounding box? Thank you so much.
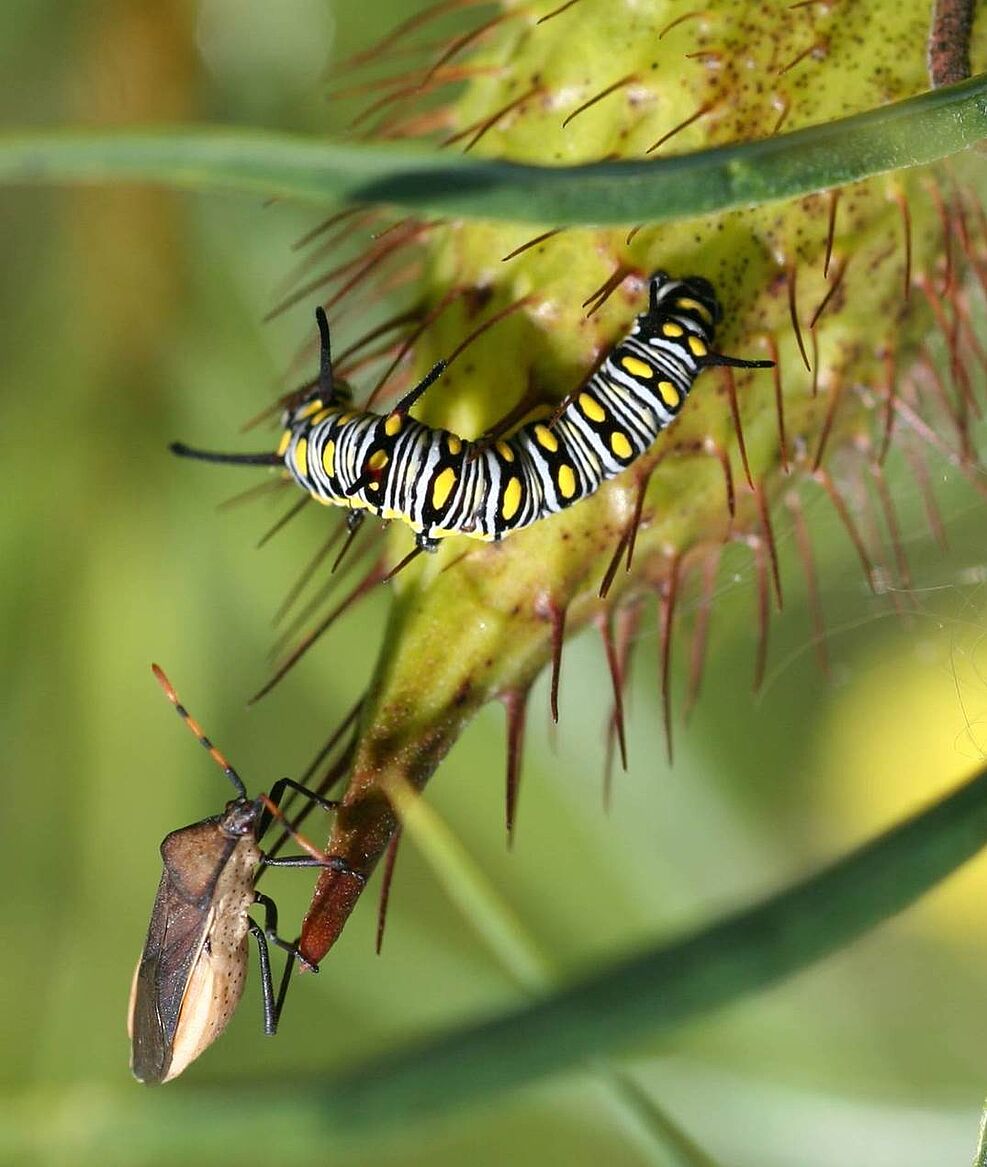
[172,273,774,551]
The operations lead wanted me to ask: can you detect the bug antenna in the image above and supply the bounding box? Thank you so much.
[702,352,775,370]
[151,664,248,798]
[315,307,335,398]
[170,442,282,468]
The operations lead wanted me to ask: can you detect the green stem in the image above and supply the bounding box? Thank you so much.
[0,75,985,223]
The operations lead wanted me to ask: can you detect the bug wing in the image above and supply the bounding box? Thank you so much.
[129,868,214,1084]
[129,820,232,1085]
[161,836,261,1082]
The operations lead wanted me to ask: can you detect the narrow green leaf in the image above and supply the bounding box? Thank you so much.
[323,762,987,1128]
[595,1065,724,1167]
[390,778,721,1166]
[388,778,552,994]
[0,75,984,224]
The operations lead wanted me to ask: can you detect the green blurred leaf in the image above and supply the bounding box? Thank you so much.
[14,739,987,1162]
[324,761,987,1127]
[0,74,985,223]
[390,778,720,1167]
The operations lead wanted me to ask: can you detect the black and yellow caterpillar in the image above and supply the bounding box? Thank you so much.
[173,273,773,551]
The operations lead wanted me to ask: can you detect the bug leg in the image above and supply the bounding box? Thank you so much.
[261,852,369,885]
[253,892,320,974]
[265,776,340,810]
[261,778,340,836]
[257,792,367,882]
[247,919,279,1035]
[416,531,440,553]
[253,890,285,940]
[273,949,297,1027]
[261,854,329,867]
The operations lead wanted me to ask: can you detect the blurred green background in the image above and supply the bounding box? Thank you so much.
[3,2,987,1164]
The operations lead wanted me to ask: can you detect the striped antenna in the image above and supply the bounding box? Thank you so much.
[151,664,247,799]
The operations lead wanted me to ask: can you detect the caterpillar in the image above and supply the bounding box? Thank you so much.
[172,272,773,551]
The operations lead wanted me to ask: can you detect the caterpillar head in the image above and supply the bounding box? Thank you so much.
[678,276,723,327]
[281,375,353,431]
[635,271,723,343]
[647,271,722,320]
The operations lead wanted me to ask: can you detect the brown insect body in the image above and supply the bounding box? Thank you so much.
[128,801,264,1085]
[128,666,353,1085]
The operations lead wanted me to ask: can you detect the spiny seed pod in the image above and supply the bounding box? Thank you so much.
[242,1,986,964]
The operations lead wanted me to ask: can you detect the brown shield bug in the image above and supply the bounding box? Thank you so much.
[128,664,356,1085]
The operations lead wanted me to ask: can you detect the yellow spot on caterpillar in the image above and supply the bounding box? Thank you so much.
[292,438,309,478]
[496,441,514,462]
[658,380,681,408]
[621,355,654,379]
[337,411,356,426]
[322,440,335,475]
[676,297,713,324]
[446,434,462,455]
[384,413,402,437]
[579,392,605,422]
[296,399,323,420]
[688,335,708,357]
[368,450,389,472]
[277,432,291,458]
[535,424,559,453]
[610,432,632,459]
[557,464,576,499]
[502,477,522,520]
[311,408,332,426]
[662,321,684,338]
[432,466,456,509]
